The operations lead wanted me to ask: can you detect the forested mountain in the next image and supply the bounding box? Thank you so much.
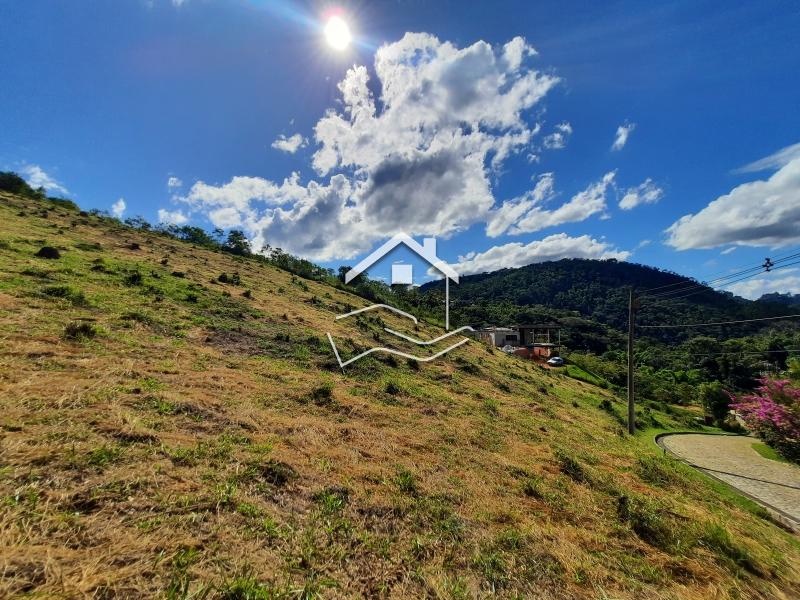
[422,258,798,344]
[759,292,800,307]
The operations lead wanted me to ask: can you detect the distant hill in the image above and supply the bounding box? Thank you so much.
[758,292,800,307]
[422,258,797,343]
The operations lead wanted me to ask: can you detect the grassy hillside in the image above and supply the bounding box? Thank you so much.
[1,190,799,599]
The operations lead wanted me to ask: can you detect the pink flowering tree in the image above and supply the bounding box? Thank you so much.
[731,378,800,463]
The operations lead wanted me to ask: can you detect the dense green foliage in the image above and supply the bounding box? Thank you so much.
[0,170,77,209]
[420,258,800,407]
[424,258,796,344]
[699,381,732,424]
[758,292,800,306]
[0,171,39,197]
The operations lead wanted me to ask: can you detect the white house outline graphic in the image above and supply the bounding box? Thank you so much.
[345,233,459,330]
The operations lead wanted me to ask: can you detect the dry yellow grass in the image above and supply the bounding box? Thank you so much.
[1,190,799,599]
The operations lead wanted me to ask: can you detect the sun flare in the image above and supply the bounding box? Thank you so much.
[324,15,351,51]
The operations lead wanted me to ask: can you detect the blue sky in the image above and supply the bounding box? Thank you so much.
[2,0,800,298]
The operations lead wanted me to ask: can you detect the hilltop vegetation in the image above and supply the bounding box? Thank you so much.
[422,258,797,341]
[759,292,800,307]
[421,258,800,412]
[1,189,800,599]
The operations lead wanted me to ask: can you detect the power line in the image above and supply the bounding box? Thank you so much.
[624,251,800,435]
[642,267,763,299]
[666,259,800,302]
[640,247,800,294]
[638,313,800,329]
[640,259,800,303]
[645,254,800,299]
[642,263,766,297]
[658,349,800,357]
[654,271,771,302]
[639,252,800,301]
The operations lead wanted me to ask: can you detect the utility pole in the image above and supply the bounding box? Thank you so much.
[627,287,637,434]
[445,277,449,331]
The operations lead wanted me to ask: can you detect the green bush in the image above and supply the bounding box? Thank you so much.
[395,468,418,495]
[617,494,692,554]
[699,381,731,423]
[313,486,349,514]
[42,285,88,306]
[0,171,43,197]
[48,197,79,211]
[34,246,61,259]
[217,271,241,285]
[385,380,402,395]
[62,322,97,340]
[698,522,761,575]
[309,381,334,406]
[554,449,588,483]
[635,456,688,488]
[124,271,143,286]
[521,476,546,499]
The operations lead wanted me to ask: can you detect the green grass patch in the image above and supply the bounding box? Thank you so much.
[564,365,607,388]
[751,442,790,464]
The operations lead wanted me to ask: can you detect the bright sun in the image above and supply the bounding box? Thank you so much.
[324,15,351,51]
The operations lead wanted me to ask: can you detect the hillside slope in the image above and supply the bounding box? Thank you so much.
[422,259,796,342]
[1,191,799,599]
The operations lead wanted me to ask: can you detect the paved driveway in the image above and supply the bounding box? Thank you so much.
[659,433,800,529]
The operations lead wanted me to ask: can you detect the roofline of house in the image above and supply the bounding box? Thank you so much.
[344,233,459,284]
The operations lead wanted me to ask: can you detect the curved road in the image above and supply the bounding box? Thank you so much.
[659,433,800,529]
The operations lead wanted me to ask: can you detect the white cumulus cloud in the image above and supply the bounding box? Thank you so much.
[619,178,664,210]
[111,198,126,218]
[20,164,69,195]
[158,208,188,225]
[486,173,555,237]
[487,171,615,237]
[179,33,562,260]
[167,176,183,189]
[456,233,630,276]
[542,122,572,150]
[271,133,308,154]
[726,269,800,300]
[611,122,635,151]
[666,157,800,250]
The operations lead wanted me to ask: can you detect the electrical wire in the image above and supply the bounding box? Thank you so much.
[639,247,800,294]
[644,253,800,299]
[656,260,800,302]
[660,349,800,357]
[638,313,800,329]
[639,258,800,304]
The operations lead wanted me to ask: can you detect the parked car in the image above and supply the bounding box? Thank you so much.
[546,356,565,367]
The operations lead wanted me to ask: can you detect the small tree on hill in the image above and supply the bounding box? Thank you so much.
[698,381,730,424]
[223,230,251,256]
[0,171,35,196]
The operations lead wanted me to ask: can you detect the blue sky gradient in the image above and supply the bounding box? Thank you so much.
[2,0,799,297]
